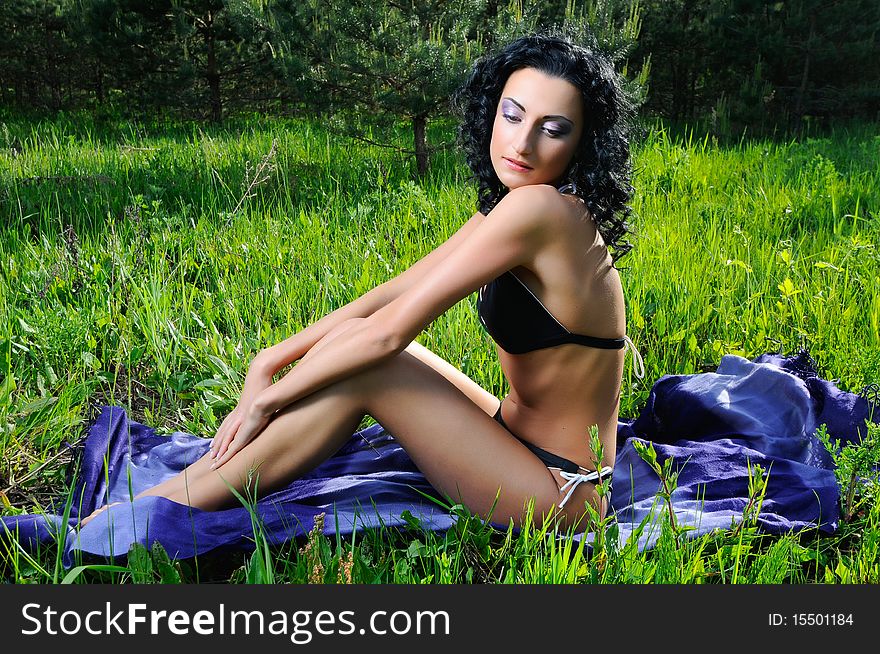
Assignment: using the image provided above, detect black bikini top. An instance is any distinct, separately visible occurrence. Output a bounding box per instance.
[476,270,626,354]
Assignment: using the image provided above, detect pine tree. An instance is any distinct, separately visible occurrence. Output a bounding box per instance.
[169,0,278,121]
[492,1,648,108]
[75,0,290,121]
[75,0,181,115]
[282,0,487,177]
[0,0,92,112]
[631,0,880,131]
[264,0,645,177]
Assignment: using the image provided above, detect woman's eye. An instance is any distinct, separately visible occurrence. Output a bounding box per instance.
[503,113,521,123]
[543,124,569,137]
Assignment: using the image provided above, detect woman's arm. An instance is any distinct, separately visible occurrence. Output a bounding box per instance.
[258,186,562,410]
[209,186,563,467]
[253,210,486,376]
[253,281,393,375]
[209,210,487,460]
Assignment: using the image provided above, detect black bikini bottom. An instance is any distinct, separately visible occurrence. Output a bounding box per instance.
[492,405,585,475]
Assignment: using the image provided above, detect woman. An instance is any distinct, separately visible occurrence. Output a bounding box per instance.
[81,33,642,534]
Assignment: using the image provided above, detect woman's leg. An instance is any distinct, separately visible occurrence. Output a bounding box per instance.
[88,347,597,532]
[97,326,502,513]
[81,326,601,531]
[84,318,376,514]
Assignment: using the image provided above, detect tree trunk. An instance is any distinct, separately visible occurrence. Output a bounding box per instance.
[413,114,429,178]
[794,12,816,123]
[483,0,500,49]
[95,63,104,104]
[682,3,693,119]
[205,12,222,122]
[671,59,682,119]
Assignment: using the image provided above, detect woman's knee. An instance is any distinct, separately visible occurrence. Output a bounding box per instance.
[345,345,414,394]
[302,318,368,363]
[306,341,411,409]
[325,317,367,342]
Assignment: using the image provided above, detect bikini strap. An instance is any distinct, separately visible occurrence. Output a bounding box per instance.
[623,334,646,380]
[557,465,614,508]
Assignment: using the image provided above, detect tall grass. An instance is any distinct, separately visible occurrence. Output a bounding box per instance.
[0,112,878,583]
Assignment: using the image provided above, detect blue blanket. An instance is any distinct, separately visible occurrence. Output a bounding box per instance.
[2,351,875,567]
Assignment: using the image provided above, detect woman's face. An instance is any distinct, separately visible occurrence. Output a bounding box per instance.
[489,67,584,190]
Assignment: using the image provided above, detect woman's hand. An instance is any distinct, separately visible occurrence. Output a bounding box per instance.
[210,398,275,469]
[209,354,275,462]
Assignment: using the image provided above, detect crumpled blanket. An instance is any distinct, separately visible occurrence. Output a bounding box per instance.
[2,351,875,567]
[611,351,874,548]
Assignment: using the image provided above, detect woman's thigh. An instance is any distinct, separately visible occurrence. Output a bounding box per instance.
[307,318,501,415]
[354,350,577,531]
[402,339,500,416]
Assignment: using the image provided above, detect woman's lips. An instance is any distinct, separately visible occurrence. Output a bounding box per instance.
[503,157,533,172]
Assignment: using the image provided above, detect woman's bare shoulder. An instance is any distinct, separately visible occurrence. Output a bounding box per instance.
[504,183,570,208]
[500,184,591,233]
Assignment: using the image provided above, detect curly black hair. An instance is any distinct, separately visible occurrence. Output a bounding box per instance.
[451,32,634,262]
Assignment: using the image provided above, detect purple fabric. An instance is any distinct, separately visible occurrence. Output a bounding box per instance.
[3,415,453,568]
[611,351,874,548]
[2,351,875,565]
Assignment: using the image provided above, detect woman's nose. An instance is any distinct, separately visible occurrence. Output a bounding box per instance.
[513,128,534,155]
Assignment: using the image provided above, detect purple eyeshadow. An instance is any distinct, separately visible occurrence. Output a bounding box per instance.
[501,99,521,114]
[500,98,573,134]
[545,122,570,134]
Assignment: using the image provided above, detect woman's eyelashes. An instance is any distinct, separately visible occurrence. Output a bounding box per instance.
[542,122,570,137]
[500,110,571,138]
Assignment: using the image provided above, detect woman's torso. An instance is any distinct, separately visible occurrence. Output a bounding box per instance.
[483,195,626,470]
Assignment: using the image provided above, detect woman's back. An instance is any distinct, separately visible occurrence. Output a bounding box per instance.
[488,194,626,470]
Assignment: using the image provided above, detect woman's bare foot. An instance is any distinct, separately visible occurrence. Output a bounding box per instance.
[78,502,123,528]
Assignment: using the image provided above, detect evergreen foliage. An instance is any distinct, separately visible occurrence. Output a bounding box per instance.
[630,0,880,133]
[0,1,877,156]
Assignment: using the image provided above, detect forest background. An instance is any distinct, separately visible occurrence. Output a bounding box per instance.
[3,0,879,170]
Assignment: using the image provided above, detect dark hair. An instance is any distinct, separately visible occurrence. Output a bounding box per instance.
[452,32,634,262]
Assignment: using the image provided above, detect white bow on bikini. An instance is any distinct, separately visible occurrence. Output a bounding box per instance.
[558,465,614,508]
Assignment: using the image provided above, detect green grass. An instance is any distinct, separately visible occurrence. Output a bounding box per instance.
[0,112,878,583]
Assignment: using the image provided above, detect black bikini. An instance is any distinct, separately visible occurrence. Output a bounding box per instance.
[477,267,643,507]
[492,405,583,475]
[477,270,626,354]
[492,404,613,508]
